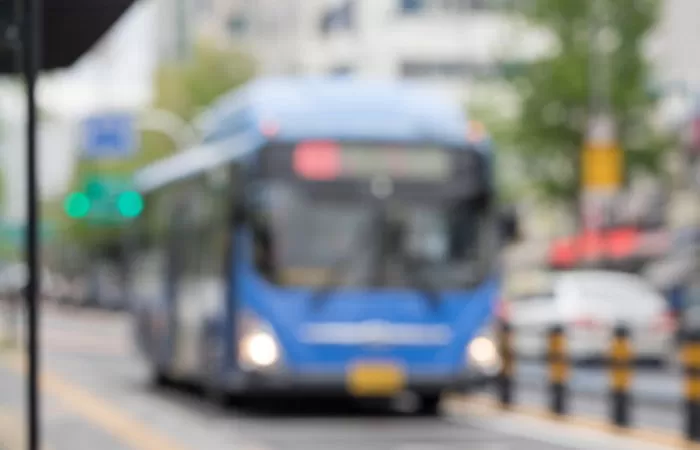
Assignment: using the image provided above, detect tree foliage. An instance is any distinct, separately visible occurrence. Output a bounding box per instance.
[484,0,668,205]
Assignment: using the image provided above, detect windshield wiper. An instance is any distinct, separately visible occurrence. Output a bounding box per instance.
[390,230,441,310]
[379,211,441,310]
[310,203,442,311]
[309,211,377,309]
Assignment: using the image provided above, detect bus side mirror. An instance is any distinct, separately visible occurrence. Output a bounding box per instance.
[499,207,520,244]
[232,204,246,225]
[386,219,405,254]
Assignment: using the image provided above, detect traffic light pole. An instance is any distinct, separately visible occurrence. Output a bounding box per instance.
[21,0,41,448]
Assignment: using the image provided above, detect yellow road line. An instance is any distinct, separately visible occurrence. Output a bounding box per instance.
[2,353,192,450]
[449,395,700,449]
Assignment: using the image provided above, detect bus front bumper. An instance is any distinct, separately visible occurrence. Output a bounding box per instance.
[223,370,495,396]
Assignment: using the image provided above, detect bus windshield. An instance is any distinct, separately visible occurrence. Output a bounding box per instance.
[250,180,495,290]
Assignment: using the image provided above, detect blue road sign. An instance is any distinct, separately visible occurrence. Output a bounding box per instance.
[82,113,138,159]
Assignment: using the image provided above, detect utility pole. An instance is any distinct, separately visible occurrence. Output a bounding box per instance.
[581,0,623,259]
[21,0,42,449]
[2,0,41,446]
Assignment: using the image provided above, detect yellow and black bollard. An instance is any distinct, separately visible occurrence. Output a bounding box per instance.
[497,320,514,408]
[547,325,568,415]
[609,324,632,427]
[682,329,700,441]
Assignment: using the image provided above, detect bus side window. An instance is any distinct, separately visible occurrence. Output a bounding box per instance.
[251,212,275,280]
[168,193,190,282]
[230,165,246,227]
[202,165,235,280]
[448,196,487,260]
[245,182,275,280]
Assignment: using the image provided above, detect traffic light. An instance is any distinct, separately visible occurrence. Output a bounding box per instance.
[64,192,91,218]
[65,177,143,222]
[116,191,143,218]
[85,179,108,199]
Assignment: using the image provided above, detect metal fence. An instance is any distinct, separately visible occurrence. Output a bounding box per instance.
[495,320,700,441]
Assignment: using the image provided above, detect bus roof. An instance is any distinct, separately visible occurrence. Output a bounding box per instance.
[200,76,470,144]
[135,76,487,193]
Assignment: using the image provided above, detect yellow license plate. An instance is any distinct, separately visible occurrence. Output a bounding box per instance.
[347,363,405,397]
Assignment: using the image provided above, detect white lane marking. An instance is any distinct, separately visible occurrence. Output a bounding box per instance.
[447,411,673,450]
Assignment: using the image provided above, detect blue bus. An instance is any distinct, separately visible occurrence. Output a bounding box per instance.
[126,77,517,413]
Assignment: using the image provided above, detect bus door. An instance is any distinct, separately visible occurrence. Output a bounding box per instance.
[171,183,224,378]
[166,194,196,377]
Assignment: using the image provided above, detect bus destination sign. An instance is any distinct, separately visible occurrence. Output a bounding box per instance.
[293,142,452,181]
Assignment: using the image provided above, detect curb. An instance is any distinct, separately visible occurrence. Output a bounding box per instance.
[453,395,700,450]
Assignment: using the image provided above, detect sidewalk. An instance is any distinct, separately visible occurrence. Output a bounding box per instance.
[0,298,22,350]
[0,408,24,450]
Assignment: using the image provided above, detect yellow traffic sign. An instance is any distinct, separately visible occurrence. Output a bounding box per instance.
[581,144,623,190]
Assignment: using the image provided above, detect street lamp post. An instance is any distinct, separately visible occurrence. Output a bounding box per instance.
[581,0,623,235]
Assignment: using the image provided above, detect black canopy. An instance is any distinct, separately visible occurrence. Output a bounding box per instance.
[0,0,136,73]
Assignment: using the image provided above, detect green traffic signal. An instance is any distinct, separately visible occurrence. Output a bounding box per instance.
[64,192,91,218]
[117,191,144,218]
[85,179,107,199]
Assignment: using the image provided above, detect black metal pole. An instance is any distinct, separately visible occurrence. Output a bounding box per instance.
[22,0,40,446]
[497,320,514,408]
[547,325,568,416]
[684,329,700,441]
[609,324,632,428]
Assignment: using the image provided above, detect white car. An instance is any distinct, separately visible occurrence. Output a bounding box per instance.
[507,270,676,364]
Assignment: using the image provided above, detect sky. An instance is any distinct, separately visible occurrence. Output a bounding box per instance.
[0,0,159,222]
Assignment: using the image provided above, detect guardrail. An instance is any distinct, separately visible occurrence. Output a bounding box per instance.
[496,320,700,441]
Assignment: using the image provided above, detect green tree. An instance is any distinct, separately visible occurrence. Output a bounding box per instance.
[134,40,256,170]
[486,0,669,207]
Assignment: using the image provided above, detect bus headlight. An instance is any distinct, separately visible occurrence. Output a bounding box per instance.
[467,336,502,376]
[240,331,279,368]
[238,312,281,370]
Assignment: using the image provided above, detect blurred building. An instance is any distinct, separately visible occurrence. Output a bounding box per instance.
[652,0,700,96]
[0,103,78,221]
[158,0,700,112]
[0,0,156,224]
[183,0,552,105]
[155,0,193,61]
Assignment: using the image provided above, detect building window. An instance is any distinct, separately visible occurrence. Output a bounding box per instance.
[450,0,516,11]
[320,0,355,35]
[401,61,495,80]
[444,0,477,12]
[228,14,249,35]
[401,60,528,81]
[400,0,426,13]
[399,0,514,15]
[330,65,354,76]
[499,61,529,78]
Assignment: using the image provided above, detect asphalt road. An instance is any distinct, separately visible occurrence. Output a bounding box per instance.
[0,306,685,450]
